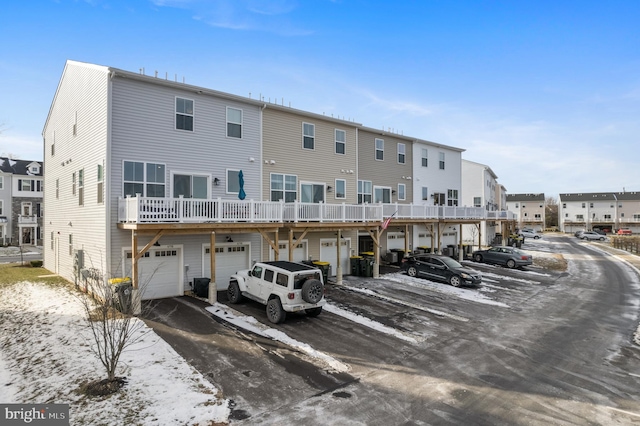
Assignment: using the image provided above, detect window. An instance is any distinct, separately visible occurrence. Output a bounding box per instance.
[576,214,584,220]
[604,214,612,220]
[37,180,43,192]
[69,234,73,256]
[0,200,3,215]
[515,203,519,208]
[176,97,194,131]
[433,192,446,206]
[301,183,325,203]
[398,184,406,200]
[439,152,445,170]
[582,203,586,208]
[447,189,458,206]
[421,149,428,167]
[227,169,241,194]
[72,172,76,196]
[97,163,104,204]
[173,174,208,199]
[375,138,384,161]
[474,197,482,207]
[335,129,346,155]
[590,203,594,208]
[562,203,566,208]
[50,231,54,250]
[18,179,33,191]
[335,179,346,199]
[303,123,315,150]
[374,187,391,203]
[78,169,84,206]
[124,161,166,197]
[30,165,40,174]
[227,107,242,138]
[0,176,3,189]
[397,143,405,164]
[422,187,429,201]
[271,174,297,202]
[358,180,372,204]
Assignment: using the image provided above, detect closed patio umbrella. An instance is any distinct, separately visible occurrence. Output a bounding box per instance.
[238,170,246,200]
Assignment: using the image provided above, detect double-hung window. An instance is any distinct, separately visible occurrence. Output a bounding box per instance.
[0,176,3,189]
[358,180,372,204]
[176,97,194,131]
[474,197,482,207]
[422,187,429,201]
[124,161,166,197]
[375,138,384,161]
[421,148,428,167]
[78,169,84,206]
[439,152,445,170]
[303,123,315,149]
[397,143,405,164]
[398,184,406,200]
[335,129,346,154]
[227,107,242,138]
[447,189,458,206]
[97,163,104,204]
[271,173,297,202]
[335,179,346,199]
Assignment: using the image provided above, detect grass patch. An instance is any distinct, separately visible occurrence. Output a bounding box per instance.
[0,263,71,288]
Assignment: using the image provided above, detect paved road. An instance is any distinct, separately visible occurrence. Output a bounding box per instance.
[143,235,640,425]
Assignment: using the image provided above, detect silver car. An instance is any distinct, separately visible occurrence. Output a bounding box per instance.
[472,246,533,269]
[580,231,606,241]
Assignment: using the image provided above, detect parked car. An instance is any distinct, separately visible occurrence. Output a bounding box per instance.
[519,230,542,239]
[580,231,606,241]
[472,246,533,269]
[401,254,482,287]
[574,230,585,238]
[617,228,633,236]
[228,261,325,324]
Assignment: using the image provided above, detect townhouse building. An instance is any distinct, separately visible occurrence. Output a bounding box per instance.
[43,60,511,301]
[506,193,546,232]
[559,191,640,234]
[0,157,44,246]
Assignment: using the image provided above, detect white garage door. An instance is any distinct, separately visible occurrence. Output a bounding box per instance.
[319,238,350,277]
[125,247,182,300]
[203,243,250,290]
[270,240,308,262]
[386,232,406,250]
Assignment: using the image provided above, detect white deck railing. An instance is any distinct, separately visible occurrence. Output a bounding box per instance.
[118,196,516,224]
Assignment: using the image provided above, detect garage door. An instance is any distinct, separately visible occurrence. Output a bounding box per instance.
[203,243,250,290]
[125,247,182,300]
[319,238,350,277]
[270,240,307,262]
[386,232,405,250]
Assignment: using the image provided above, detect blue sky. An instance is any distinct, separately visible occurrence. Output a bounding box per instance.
[1,0,639,198]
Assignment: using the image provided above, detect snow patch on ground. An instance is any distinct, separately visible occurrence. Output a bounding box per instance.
[0,281,229,425]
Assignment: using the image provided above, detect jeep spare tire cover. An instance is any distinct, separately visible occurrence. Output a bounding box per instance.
[301,279,323,304]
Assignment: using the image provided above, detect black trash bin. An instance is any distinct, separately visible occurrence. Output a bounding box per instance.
[194,277,211,298]
[312,261,330,284]
[109,278,132,313]
[350,256,362,276]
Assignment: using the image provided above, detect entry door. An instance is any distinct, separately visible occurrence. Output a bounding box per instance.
[301,183,325,203]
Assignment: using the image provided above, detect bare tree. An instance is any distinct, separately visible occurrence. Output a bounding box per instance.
[545,196,558,229]
[466,224,479,251]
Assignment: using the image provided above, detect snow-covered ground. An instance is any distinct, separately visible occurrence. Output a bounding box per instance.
[0,281,230,425]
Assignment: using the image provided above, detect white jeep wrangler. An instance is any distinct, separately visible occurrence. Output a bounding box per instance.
[228,261,325,324]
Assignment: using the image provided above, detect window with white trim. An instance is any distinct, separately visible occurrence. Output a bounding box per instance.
[0,176,3,189]
[173,173,208,199]
[176,97,194,131]
[335,179,346,199]
[421,148,428,167]
[123,161,166,197]
[227,107,242,138]
[78,169,84,206]
[97,163,104,204]
[358,180,372,204]
[473,197,482,207]
[227,169,241,194]
[303,123,315,150]
[439,152,445,170]
[0,200,3,215]
[335,129,346,155]
[271,173,297,202]
[71,173,76,196]
[374,187,391,203]
[422,187,429,201]
[397,143,405,164]
[398,183,406,200]
[375,138,384,161]
[447,189,458,206]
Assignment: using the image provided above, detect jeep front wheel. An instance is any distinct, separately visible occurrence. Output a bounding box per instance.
[266,298,286,324]
[301,279,323,304]
[227,281,242,304]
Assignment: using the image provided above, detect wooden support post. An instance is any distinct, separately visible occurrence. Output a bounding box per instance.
[459,224,463,261]
[131,231,141,315]
[288,229,295,261]
[373,227,380,278]
[404,224,410,255]
[336,230,343,285]
[209,231,217,304]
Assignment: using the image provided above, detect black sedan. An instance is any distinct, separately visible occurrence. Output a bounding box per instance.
[472,246,533,269]
[401,254,482,287]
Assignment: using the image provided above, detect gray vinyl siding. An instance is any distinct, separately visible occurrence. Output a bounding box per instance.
[43,61,110,281]
[358,129,413,203]
[108,76,264,270]
[262,108,358,203]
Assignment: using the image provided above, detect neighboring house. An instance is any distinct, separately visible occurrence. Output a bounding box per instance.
[506,193,546,231]
[43,60,264,299]
[0,157,44,246]
[461,159,504,247]
[261,105,361,279]
[559,191,640,234]
[410,139,464,253]
[357,127,414,255]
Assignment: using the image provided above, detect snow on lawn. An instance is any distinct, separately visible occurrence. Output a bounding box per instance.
[0,281,229,425]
